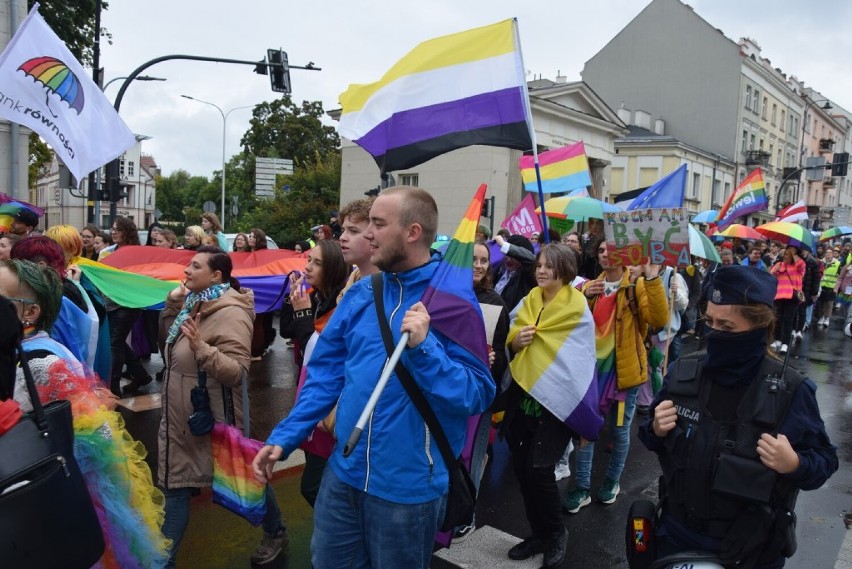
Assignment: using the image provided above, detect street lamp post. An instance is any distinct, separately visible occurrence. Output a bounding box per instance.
[103,75,167,91]
[796,96,833,205]
[181,95,254,228]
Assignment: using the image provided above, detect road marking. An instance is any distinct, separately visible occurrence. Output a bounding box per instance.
[433,525,541,568]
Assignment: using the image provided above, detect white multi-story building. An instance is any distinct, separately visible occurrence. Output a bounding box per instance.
[36,138,159,230]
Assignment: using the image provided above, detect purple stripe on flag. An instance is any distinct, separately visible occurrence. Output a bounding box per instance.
[240,275,289,313]
[375,121,531,173]
[422,286,488,363]
[715,199,769,231]
[355,87,528,156]
[564,372,605,441]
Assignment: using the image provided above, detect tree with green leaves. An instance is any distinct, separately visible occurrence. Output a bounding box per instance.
[240,97,340,167]
[239,152,341,246]
[30,0,109,66]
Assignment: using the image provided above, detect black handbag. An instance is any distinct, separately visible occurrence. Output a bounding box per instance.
[0,341,105,569]
[371,274,476,532]
[188,363,215,436]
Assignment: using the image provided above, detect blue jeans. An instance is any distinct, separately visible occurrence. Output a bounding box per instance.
[574,386,639,489]
[311,467,446,569]
[162,485,283,568]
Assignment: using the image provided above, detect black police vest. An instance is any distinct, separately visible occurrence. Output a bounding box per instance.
[660,352,804,539]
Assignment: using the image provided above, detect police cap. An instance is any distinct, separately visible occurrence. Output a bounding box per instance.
[710,264,777,308]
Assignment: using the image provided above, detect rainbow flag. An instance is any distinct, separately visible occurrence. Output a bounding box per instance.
[519,141,592,194]
[78,247,305,312]
[211,423,267,526]
[507,284,602,440]
[338,19,532,174]
[421,184,489,364]
[716,168,768,231]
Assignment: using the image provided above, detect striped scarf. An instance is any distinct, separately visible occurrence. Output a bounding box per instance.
[166,283,230,344]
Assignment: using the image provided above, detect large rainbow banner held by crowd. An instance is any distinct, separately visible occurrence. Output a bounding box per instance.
[77,248,305,312]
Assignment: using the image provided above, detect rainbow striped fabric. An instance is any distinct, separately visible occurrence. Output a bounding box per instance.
[507,284,602,440]
[211,423,267,526]
[77,247,305,312]
[716,168,768,230]
[519,141,592,193]
[338,19,532,174]
[421,184,489,364]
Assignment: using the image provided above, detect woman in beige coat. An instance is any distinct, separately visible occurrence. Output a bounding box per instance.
[158,246,287,568]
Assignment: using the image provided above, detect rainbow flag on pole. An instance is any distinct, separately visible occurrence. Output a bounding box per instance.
[421,184,489,364]
[519,141,592,193]
[716,168,768,230]
[338,19,532,174]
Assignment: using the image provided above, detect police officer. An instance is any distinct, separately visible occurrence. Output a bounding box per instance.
[638,265,838,569]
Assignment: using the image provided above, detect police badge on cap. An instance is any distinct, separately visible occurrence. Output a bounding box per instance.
[710,265,777,308]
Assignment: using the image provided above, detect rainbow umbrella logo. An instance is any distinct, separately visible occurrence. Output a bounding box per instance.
[17,56,85,117]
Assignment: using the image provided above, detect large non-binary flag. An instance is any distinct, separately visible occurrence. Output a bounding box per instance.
[626,164,687,210]
[519,141,592,194]
[0,5,135,184]
[421,184,489,364]
[716,168,768,231]
[338,19,532,174]
[774,199,808,223]
[507,285,601,440]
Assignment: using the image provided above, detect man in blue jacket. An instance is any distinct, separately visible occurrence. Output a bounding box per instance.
[253,187,495,569]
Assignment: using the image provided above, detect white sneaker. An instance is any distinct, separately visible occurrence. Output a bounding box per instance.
[821,317,829,327]
[554,462,572,481]
[793,331,803,343]
[770,340,782,351]
[779,344,789,354]
[845,322,852,338]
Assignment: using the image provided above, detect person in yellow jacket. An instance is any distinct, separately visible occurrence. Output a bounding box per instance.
[563,235,669,514]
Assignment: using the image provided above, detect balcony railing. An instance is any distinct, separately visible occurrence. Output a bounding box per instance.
[745,150,771,167]
[823,177,836,187]
[819,138,834,153]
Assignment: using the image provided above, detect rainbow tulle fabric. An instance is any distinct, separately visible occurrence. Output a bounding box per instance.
[37,361,170,569]
[211,423,267,526]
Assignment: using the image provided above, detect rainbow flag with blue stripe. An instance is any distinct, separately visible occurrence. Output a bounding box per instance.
[715,168,768,231]
[211,423,267,526]
[519,141,592,194]
[421,184,489,364]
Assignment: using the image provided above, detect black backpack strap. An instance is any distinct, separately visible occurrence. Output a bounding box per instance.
[370,273,457,471]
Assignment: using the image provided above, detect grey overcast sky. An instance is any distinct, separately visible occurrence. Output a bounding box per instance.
[98,0,852,178]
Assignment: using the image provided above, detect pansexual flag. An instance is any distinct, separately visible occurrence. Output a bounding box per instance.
[519,141,592,193]
[421,184,489,364]
[338,19,532,174]
[716,168,768,231]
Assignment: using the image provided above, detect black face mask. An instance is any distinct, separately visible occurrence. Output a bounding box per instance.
[703,327,767,386]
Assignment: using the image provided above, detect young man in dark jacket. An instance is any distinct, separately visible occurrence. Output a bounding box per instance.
[796,249,821,337]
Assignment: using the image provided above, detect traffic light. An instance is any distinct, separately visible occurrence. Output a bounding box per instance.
[481,196,493,218]
[109,179,130,202]
[831,152,849,177]
[267,49,291,94]
[253,58,268,75]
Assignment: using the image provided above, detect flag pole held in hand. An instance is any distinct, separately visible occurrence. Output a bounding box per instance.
[343,332,409,457]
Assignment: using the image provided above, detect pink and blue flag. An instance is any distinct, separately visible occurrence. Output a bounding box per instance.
[519,141,592,194]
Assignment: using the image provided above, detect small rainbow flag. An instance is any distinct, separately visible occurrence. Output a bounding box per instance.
[421,184,489,364]
[519,141,592,194]
[716,168,768,231]
[211,423,267,526]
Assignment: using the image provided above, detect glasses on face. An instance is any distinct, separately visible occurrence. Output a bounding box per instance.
[5,297,35,305]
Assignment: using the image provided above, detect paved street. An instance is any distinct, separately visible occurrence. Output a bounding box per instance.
[122,314,852,569]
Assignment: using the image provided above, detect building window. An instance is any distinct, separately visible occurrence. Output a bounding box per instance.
[711,178,719,205]
[724,182,732,202]
[119,155,125,177]
[759,138,764,151]
[777,149,782,169]
[128,161,135,177]
[750,134,756,150]
[782,110,787,132]
[771,104,777,125]
[692,172,700,199]
[742,130,748,154]
[745,86,752,110]
[763,98,769,121]
[400,173,419,186]
[753,90,760,113]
